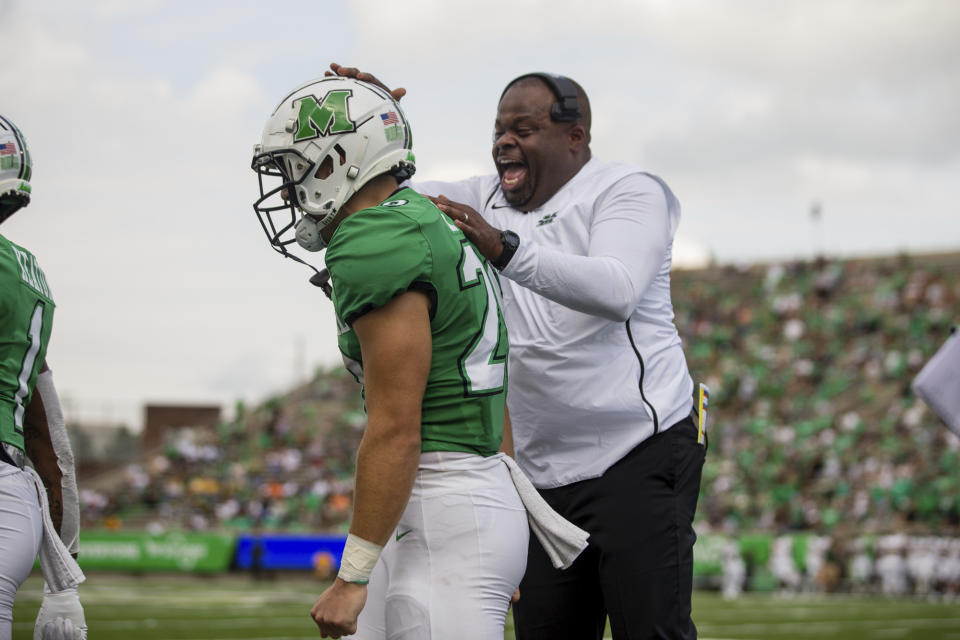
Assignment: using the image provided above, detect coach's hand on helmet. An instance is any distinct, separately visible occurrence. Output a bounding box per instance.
[430,195,506,266]
[326,63,406,101]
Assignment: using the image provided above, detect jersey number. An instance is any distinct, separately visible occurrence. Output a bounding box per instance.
[457,241,507,395]
[13,302,45,432]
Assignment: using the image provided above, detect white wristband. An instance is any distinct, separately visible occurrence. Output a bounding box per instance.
[337,533,383,585]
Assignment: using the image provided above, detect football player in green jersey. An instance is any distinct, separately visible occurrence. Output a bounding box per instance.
[253,78,532,639]
[0,115,86,639]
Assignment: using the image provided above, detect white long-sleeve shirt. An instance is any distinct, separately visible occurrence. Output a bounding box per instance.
[415,158,694,488]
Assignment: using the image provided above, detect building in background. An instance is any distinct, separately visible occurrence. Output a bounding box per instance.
[142,404,221,450]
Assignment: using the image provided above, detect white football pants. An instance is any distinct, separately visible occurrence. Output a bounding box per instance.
[352,452,529,640]
[0,464,43,640]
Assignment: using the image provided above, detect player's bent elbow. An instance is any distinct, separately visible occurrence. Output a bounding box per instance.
[365,418,421,453]
[379,430,421,466]
[388,427,421,455]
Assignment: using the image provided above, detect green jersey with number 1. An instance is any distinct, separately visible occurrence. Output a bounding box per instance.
[0,233,55,452]
[326,188,508,456]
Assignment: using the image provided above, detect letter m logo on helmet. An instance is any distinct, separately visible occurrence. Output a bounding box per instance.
[294,90,356,142]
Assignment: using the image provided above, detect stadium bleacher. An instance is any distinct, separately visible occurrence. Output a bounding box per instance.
[77,251,960,594]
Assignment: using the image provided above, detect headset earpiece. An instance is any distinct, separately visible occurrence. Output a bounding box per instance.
[501,73,582,123]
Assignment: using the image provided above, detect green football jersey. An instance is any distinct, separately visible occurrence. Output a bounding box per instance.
[326,188,508,456]
[0,233,55,452]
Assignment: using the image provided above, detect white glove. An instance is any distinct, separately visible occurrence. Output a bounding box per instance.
[34,585,87,640]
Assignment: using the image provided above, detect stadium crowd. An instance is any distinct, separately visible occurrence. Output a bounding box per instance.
[80,373,366,534]
[78,252,960,594]
[675,253,960,536]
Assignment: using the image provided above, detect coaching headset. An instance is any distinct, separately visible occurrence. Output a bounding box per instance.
[500,72,583,122]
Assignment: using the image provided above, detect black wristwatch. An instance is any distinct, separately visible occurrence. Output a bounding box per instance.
[491,230,520,270]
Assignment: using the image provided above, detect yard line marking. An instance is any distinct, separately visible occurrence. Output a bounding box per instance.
[700,617,960,633]
[13,617,311,631]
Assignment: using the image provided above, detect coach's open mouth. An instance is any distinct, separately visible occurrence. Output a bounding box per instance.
[497,158,527,194]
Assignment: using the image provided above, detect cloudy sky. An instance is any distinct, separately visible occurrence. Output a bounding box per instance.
[1,0,957,430]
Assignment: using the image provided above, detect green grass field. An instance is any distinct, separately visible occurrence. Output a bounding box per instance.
[12,573,960,639]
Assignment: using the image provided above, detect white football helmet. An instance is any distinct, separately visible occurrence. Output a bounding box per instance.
[252,77,415,255]
[0,114,33,223]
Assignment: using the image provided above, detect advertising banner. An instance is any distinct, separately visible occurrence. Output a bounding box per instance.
[234,533,347,571]
[77,531,235,572]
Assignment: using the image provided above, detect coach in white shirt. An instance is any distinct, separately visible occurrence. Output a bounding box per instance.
[427,72,705,640]
[330,65,705,640]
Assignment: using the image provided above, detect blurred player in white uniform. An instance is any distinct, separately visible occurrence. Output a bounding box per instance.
[804,535,831,592]
[721,540,746,600]
[907,537,937,597]
[848,538,874,594]
[770,535,801,594]
[936,540,960,600]
[876,535,909,597]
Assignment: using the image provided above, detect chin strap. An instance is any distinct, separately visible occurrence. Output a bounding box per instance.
[292,255,331,299]
[272,247,332,300]
[309,268,333,299]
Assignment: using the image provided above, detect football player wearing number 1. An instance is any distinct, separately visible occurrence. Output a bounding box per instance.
[252,78,587,639]
[0,115,86,640]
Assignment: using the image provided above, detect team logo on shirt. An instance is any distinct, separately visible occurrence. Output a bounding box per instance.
[293,90,356,142]
[382,199,409,207]
[536,212,558,227]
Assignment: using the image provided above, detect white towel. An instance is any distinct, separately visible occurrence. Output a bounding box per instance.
[24,466,85,592]
[913,327,960,436]
[501,455,589,569]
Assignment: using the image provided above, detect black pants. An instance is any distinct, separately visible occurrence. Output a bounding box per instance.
[513,416,706,640]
